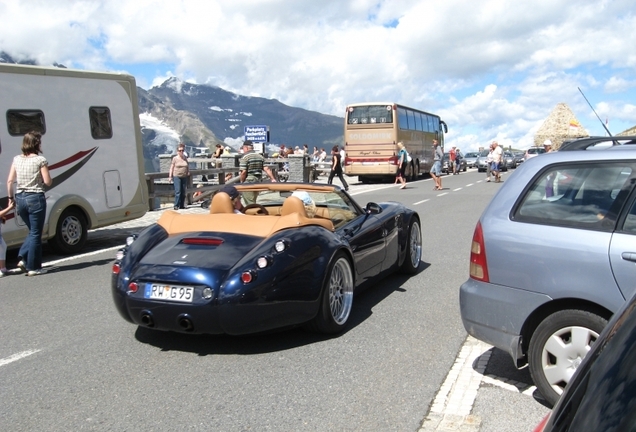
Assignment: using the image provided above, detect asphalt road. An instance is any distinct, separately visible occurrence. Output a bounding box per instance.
[0,170,550,431]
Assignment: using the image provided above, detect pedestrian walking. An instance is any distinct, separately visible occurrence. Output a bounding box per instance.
[327,145,349,191]
[395,141,407,189]
[430,140,443,190]
[485,143,494,182]
[6,131,52,276]
[491,141,503,182]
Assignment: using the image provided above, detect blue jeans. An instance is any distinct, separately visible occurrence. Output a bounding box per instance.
[16,192,47,271]
[173,176,187,208]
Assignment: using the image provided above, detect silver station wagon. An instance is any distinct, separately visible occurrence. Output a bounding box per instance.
[460,136,636,406]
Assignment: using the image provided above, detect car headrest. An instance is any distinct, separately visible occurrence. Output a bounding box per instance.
[210,192,234,214]
[281,196,308,218]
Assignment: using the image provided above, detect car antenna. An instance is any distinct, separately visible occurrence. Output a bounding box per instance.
[578,87,613,137]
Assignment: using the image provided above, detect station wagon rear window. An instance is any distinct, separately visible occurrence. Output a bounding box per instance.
[7,110,46,136]
[513,162,634,231]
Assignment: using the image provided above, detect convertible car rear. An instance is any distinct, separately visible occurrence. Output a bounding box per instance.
[111,183,421,335]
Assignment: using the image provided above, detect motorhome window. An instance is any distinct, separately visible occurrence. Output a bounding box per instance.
[7,110,46,136]
[89,107,113,139]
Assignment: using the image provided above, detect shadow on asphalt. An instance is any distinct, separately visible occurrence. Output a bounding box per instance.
[133,261,432,355]
[478,347,551,408]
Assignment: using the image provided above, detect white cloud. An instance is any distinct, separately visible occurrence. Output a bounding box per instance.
[1,0,635,150]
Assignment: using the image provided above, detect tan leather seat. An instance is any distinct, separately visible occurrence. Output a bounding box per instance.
[210,192,234,214]
[281,196,308,217]
[280,196,334,231]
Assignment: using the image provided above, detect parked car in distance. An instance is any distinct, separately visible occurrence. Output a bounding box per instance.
[503,151,516,169]
[513,151,525,166]
[460,136,636,406]
[475,149,508,172]
[463,152,480,168]
[443,152,467,174]
[524,146,546,162]
[534,287,636,431]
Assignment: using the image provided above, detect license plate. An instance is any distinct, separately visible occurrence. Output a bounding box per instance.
[144,284,194,303]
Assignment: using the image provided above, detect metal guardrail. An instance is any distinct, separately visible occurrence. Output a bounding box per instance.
[146,157,333,210]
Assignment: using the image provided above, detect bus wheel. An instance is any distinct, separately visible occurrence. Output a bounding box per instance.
[48,208,88,255]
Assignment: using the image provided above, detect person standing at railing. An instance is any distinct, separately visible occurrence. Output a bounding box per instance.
[239,140,277,204]
[168,143,190,210]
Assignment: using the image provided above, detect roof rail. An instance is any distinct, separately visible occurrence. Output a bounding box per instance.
[559,136,636,151]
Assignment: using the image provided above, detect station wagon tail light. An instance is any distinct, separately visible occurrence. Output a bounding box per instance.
[128,282,139,293]
[112,263,121,275]
[469,221,490,282]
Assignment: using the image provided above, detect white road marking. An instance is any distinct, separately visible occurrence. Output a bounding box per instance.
[453,188,462,191]
[420,336,537,431]
[0,349,41,368]
[437,192,448,196]
[466,183,474,187]
[44,245,123,267]
[413,199,430,205]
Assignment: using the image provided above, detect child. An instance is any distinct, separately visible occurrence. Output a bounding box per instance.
[0,200,15,277]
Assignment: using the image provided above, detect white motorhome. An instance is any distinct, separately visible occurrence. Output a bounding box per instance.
[0,63,148,254]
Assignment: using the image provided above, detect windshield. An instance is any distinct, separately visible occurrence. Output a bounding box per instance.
[249,189,361,229]
[346,105,393,125]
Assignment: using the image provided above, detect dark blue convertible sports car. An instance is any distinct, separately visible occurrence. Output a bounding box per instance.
[111,183,421,335]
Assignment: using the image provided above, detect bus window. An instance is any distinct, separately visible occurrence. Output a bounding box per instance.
[398,107,408,130]
[427,115,435,133]
[407,110,417,130]
[432,116,440,132]
[415,112,423,131]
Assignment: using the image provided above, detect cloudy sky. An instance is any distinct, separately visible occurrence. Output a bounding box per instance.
[1,0,634,150]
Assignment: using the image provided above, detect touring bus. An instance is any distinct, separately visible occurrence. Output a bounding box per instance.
[343,102,448,183]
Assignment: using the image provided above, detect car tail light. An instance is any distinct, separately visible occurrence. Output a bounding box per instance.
[469,221,490,282]
[181,237,224,246]
[112,263,121,275]
[241,271,255,284]
[128,282,139,293]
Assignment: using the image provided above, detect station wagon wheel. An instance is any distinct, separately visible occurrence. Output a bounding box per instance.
[48,208,88,255]
[400,218,421,274]
[528,309,607,407]
[307,252,354,334]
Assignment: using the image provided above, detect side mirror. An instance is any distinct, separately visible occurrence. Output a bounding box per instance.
[365,202,382,215]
